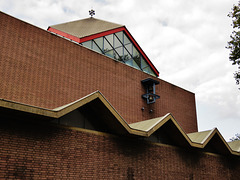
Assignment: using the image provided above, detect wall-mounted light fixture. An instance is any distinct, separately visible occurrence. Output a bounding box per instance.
[141,78,160,104]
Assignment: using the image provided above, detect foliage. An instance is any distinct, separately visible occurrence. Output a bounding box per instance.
[230,133,240,141]
[227,2,240,86]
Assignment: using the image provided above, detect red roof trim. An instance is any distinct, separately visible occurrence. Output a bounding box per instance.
[48,26,159,76]
[80,27,125,43]
[47,27,81,43]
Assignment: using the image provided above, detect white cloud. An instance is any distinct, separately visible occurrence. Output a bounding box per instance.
[0,0,239,140]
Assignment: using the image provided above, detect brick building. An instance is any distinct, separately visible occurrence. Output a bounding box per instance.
[0,11,239,179]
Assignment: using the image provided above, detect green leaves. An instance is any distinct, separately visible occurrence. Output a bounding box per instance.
[227,2,240,87]
[230,133,240,141]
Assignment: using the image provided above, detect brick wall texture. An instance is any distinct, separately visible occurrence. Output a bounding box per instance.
[0,12,197,133]
[0,120,239,180]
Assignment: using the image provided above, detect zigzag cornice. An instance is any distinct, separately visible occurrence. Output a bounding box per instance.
[0,91,239,156]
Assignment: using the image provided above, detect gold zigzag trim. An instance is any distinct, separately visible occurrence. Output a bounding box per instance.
[0,91,239,156]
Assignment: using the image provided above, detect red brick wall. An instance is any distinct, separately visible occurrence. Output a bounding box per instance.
[0,12,197,133]
[0,120,239,180]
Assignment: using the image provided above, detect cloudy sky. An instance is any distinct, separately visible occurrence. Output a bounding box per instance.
[1,0,239,141]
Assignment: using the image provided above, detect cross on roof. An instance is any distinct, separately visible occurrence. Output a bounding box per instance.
[89,9,95,17]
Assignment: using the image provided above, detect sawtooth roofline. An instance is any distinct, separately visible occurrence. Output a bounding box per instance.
[0,91,239,156]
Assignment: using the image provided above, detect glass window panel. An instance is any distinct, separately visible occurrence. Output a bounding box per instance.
[133,46,139,57]
[132,60,141,70]
[125,43,132,55]
[92,41,102,53]
[125,59,133,66]
[113,49,120,60]
[105,34,114,47]
[105,49,114,58]
[123,33,131,45]
[94,37,103,50]
[149,68,156,76]
[141,57,149,69]
[114,34,122,48]
[133,55,141,68]
[123,48,131,61]
[143,66,151,73]
[148,69,156,76]
[143,66,155,76]
[115,47,123,60]
[125,59,140,70]
[103,37,113,53]
[82,40,92,49]
[115,31,123,43]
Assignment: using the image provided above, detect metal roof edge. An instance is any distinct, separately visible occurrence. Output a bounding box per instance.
[228,140,240,152]
[0,94,239,156]
[187,128,216,145]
